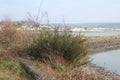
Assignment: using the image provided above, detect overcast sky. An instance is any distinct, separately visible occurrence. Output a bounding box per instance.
[0,0,120,23]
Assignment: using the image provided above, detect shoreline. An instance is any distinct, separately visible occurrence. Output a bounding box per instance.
[85,64,120,80]
[70,27,120,32]
[86,35,120,79]
[87,35,120,54]
[20,25,120,32]
[20,35,120,80]
[90,45,120,54]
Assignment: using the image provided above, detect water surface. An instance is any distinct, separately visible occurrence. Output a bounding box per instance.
[83,31,120,36]
[91,50,120,74]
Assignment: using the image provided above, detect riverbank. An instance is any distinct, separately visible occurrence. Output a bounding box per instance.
[23,35,120,80]
[1,24,120,79]
[20,58,120,80]
[87,35,120,54]
[84,64,120,80]
[86,35,120,80]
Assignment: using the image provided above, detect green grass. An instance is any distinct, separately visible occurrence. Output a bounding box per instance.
[0,58,35,80]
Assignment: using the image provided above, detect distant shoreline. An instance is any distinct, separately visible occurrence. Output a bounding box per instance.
[86,35,120,79]
[87,35,120,54]
[70,27,120,32]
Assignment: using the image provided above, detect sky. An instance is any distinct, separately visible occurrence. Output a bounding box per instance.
[0,0,120,23]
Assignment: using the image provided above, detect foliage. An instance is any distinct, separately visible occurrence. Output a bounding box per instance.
[0,25,17,47]
[0,19,89,65]
[0,20,36,55]
[0,19,36,79]
[0,57,35,80]
[53,64,66,72]
[27,27,89,65]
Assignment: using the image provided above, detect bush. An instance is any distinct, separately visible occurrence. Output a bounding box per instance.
[27,27,89,65]
[0,20,35,55]
[0,24,18,48]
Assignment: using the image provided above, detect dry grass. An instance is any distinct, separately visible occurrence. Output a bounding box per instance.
[1,19,119,80]
[0,20,36,80]
[25,58,119,80]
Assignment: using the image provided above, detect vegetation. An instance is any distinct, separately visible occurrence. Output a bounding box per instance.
[0,53,35,80]
[0,20,35,80]
[0,19,117,80]
[27,27,89,65]
[0,57,35,80]
[29,59,118,80]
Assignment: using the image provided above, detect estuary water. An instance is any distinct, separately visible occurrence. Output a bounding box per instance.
[56,23,120,36]
[91,50,120,74]
[83,31,120,36]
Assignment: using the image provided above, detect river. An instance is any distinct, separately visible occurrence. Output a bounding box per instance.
[91,50,120,74]
[83,31,120,36]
